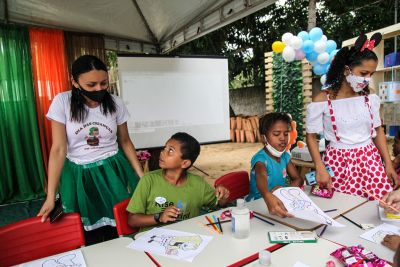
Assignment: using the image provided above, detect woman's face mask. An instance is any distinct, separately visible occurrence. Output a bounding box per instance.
[346,72,371,93]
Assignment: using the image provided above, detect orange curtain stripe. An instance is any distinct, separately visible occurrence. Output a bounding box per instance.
[29,27,70,176]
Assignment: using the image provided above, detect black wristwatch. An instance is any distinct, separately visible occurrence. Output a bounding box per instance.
[154,212,162,223]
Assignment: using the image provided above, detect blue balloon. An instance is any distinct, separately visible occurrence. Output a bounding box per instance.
[309,27,323,42]
[297,31,309,41]
[329,49,339,61]
[306,51,318,62]
[326,40,337,53]
[302,40,314,54]
[313,63,326,75]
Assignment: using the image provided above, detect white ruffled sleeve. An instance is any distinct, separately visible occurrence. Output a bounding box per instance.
[369,94,382,128]
[305,102,325,134]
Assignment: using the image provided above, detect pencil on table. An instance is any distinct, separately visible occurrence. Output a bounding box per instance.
[340,214,363,229]
[217,218,224,234]
[205,216,221,233]
[207,219,231,226]
[212,214,222,233]
[318,225,328,237]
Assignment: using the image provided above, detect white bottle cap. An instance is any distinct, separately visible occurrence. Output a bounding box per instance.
[259,250,271,266]
[237,198,245,208]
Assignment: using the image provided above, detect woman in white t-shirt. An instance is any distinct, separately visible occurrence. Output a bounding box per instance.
[38,55,144,243]
[306,32,398,199]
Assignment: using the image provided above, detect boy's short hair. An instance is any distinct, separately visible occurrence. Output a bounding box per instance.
[171,132,200,167]
[259,112,292,135]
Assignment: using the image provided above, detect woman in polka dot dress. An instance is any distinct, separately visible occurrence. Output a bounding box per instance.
[306,33,398,199]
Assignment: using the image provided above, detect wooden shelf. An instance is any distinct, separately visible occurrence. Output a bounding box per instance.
[376,65,400,72]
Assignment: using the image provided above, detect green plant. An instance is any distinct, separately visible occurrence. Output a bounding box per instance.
[272,53,304,140]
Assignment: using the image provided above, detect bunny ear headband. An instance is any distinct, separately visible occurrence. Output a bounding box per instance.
[354,32,382,52]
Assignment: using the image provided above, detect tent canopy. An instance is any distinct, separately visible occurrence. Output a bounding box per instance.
[1,0,276,53]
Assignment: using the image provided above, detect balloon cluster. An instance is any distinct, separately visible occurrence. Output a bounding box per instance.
[272,27,339,78]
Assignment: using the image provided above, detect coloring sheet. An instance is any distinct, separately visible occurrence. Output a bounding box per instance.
[18,249,86,267]
[360,223,400,244]
[127,228,213,262]
[273,187,345,227]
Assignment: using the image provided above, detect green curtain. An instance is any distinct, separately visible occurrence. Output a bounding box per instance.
[0,24,45,204]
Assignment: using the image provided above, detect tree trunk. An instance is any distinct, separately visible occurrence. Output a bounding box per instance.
[307,0,317,30]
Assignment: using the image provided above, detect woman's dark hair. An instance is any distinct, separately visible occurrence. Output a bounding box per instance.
[325,33,381,99]
[70,55,116,122]
[259,112,292,136]
[170,132,201,169]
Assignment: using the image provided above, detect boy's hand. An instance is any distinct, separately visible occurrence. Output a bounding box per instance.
[215,185,230,202]
[265,193,293,218]
[160,206,180,223]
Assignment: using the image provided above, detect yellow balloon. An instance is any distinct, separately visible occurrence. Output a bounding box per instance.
[272,41,285,53]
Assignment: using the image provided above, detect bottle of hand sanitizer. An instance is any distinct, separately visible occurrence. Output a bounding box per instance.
[231,198,250,239]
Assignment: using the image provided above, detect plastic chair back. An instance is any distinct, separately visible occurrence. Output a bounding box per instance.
[214,171,250,202]
[113,198,139,236]
[0,212,85,266]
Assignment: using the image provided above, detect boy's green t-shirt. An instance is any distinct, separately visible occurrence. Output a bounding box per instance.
[126,169,217,231]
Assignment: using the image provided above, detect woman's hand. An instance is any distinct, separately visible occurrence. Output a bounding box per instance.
[386,164,400,189]
[316,165,332,191]
[159,206,180,223]
[37,198,56,223]
[265,193,293,218]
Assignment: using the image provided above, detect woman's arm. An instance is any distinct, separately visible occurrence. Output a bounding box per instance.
[117,122,144,178]
[373,126,398,186]
[37,120,67,222]
[287,160,304,187]
[306,133,332,189]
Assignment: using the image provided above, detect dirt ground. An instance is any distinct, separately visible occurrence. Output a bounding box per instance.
[188,142,262,186]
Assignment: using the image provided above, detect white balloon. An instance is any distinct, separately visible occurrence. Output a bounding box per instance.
[290,36,303,49]
[321,35,328,42]
[314,40,327,53]
[282,46,295,62]
[320,74,327,85]
[282,32,294,45]
[317,52,330,64]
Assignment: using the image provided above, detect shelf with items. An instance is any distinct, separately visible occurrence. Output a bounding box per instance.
[376,65,400,72]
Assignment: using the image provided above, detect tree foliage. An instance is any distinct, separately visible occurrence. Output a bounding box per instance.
[172,0,396,89]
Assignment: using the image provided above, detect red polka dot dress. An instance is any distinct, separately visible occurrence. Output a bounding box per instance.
[306,93,392,199]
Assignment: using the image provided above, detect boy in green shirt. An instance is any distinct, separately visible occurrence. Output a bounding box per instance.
[127,132,230,231]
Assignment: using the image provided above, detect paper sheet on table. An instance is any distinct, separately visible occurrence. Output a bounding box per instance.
[292,261,311,267]
[360,223,400,244]
[18,249,86,267]
[127,228,213,262]
[273,187,345,227]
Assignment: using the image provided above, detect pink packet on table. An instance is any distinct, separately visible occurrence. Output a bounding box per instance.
[330,245,387,267]
[310,184,334,198]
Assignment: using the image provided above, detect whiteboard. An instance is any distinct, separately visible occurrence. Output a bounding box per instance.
[117,56,230,149]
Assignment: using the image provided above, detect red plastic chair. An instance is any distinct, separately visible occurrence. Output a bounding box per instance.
[113,198,139,236]
[214,171,250,202]
[0,212,85,266]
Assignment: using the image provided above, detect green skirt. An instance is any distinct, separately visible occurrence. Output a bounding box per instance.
[60,150,139,231]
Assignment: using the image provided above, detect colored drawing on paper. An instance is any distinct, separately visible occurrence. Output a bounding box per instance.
[19,249,86,267]
[360,223,400,244]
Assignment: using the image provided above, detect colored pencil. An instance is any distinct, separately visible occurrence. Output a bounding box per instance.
[212,214,222,233]
[318,225,328,237]
[145,252,161,267]
[205,215,221,233]
[217,218,224,233]
[253,214,275,226]
[362,189,400,213]
[323,209,338,213]
[340,214,363,229]
[197,222,221,235]
[206,219,231,226]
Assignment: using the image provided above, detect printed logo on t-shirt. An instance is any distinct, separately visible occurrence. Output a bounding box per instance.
[155,196,167,205]
[86,127,100,146]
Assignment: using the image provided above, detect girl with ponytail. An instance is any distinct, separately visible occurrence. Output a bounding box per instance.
[305,33,398,199]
